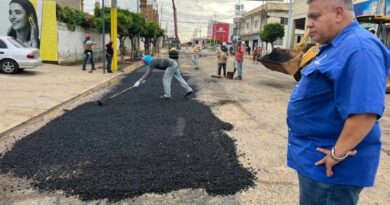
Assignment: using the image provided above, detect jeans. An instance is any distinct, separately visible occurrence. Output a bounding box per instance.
[235,60,243,76]
[163,61,192,97]
[192,55,199,69]
[298,173,363,205]
[82,50,95,70]
[106,55,112,72]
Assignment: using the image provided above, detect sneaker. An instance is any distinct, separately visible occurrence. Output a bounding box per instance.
[82,68,86,71]
[195,67,199,70]
[184,91,193,97]
[234,76,242,80]
[160,95,171,100]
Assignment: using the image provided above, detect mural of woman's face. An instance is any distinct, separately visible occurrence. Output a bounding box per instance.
[9,3,28,31]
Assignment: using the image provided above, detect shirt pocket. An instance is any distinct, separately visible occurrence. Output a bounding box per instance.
[295,66,332,99]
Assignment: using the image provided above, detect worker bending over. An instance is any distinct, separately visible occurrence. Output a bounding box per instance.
[133,55,193,99]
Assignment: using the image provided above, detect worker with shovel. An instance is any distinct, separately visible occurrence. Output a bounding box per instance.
[133,55,193,99]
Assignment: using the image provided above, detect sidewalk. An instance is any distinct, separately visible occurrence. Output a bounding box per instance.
[0,62,141,139]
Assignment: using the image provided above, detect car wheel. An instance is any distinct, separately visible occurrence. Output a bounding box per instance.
[0,59,19,74]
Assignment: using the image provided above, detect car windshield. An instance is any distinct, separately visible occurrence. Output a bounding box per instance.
[8,38,28,48]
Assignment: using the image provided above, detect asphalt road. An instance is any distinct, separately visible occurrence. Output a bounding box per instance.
[0,49,389,205]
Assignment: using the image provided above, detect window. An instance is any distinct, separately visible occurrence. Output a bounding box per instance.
[8,38,27,48]
[246,23,249,30]
[0,40,7,49]
[255,20,259,28]
[280,17,288,25]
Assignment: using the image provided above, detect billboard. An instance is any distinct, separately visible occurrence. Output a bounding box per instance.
[212,23,230,44]
[353,0,390,16]
[0,0,58,61]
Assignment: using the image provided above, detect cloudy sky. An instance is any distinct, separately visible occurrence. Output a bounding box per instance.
[84,0,284,41]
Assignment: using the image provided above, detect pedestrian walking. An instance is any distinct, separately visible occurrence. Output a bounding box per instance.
[192,40,201,70]
[82,34,96,73]
[105,40,113,73]
[133,55,193,100]
[287,0,390,204]
[252,47,260,64]
[234,41,245,80]
[216,46,228,77]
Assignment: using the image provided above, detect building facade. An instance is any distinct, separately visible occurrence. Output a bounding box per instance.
[287,0,390,49]
[239,2,288,50]
[57,0,82,10]
[140,0,159,23]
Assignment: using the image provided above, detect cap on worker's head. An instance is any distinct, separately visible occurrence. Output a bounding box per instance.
[142,55,153,65]
[85,34,91,38]
[170,47,177,52]
[222,42,227,46]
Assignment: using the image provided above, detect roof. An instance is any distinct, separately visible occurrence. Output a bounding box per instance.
[243,2,289,18]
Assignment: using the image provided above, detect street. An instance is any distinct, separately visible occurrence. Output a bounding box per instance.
[0,50,390,205]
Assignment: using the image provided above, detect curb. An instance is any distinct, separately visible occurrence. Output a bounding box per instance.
[0,63,143,140]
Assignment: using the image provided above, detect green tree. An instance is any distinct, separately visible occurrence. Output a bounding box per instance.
[259,23,285,50]
[94,8,133,62]
[117,9,132,62]
[141,21,160,55]
[127,13,145,60]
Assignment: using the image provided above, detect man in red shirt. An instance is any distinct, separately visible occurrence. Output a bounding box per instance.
[234,41,245,80]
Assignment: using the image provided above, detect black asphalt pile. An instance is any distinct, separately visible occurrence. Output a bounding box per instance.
[0,70,255,202]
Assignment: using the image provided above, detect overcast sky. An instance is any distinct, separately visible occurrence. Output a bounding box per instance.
[84,0,286,41]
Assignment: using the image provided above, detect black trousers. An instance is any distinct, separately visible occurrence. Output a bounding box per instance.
[218,63,226,76]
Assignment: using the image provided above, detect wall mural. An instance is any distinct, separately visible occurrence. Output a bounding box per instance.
[0,0,58,61]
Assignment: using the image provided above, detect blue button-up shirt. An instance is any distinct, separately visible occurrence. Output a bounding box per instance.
[287,21,390,187]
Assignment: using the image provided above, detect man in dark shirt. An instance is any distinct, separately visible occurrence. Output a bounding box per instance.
[105,40,114,73]
[133,55,193,99]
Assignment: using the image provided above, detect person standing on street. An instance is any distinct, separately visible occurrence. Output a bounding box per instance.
[234,41,245,80]
[133,55,193,100]
[82,34,96,73]
[192,40,201,70]
[287,0,390,204]
[105,40,113,73]
[216,46,228,77]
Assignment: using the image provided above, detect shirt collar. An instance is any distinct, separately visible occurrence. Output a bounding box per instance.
[329,20,359,47]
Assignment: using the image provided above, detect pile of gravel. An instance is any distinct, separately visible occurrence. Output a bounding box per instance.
[0,71,255,202]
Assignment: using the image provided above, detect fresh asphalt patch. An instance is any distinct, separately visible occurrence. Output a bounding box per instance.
[0,70,255,202]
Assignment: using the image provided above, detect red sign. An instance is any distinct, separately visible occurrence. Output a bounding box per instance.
[212,23,230,43]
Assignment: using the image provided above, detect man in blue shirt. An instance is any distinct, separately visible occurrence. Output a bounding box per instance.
[287,0,390,204]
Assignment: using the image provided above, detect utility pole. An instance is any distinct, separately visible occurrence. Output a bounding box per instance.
[286,0,293,49]
[172,0,179,40]
[111,0,118,71]
[101,0,106,73]
[137,0,140,60]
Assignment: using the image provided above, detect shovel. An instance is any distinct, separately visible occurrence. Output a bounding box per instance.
[97,86,135,106]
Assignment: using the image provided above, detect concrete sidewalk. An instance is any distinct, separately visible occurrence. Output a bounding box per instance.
[0,62,141,139]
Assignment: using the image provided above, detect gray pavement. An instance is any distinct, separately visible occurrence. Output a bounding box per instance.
[0,62,141,139]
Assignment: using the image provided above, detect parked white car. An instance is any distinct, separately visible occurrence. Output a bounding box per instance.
[0,35,41,74]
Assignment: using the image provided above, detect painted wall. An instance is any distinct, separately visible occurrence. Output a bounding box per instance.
[57,22,136,64]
